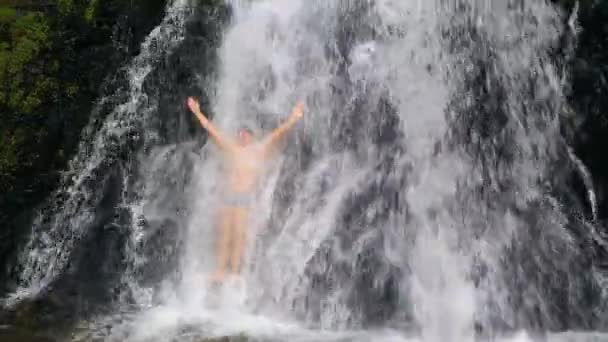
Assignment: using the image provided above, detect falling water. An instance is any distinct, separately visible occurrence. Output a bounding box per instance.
[6,0,606,341]
[128,0,593,340]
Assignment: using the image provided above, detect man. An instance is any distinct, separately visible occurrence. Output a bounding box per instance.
[186,97,304,284]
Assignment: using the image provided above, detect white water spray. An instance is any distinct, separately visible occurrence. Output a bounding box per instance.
[112,1,584,341]
[7,0,191,306]
[168,0,473,336]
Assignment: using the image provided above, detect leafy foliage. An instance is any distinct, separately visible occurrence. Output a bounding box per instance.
[0,6,51,190]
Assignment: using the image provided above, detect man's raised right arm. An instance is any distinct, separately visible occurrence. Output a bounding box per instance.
[187,97,236,152]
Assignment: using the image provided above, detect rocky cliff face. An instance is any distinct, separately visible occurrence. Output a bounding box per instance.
[0,1,229,340]
[0,0,168,289]
[566,0,608,220]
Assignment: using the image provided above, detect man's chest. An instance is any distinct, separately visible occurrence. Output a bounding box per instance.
[227,149,264,174]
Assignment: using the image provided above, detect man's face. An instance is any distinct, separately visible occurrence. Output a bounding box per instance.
[238,129,253,146]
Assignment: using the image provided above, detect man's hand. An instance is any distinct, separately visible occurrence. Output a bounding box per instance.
[187,97,201,114]
[261,100,305,158]
[186,96,236,152]
[291,101,305,120]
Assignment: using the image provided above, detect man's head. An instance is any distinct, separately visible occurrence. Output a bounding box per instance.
[237,126,254,146]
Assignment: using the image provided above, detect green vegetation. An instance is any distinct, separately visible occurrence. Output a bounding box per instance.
[0,6,51,189]
[0,0,109,193]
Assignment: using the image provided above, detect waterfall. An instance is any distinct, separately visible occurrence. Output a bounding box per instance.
[6,0,606,341]
[172,0,598,336]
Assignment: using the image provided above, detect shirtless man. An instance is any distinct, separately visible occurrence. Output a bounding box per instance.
[187,97,304,284]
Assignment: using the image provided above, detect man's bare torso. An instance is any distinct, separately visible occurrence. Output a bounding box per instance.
[224,145,265,194]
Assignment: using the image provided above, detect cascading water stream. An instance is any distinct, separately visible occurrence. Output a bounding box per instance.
[5,0,607,341]
[5,0,192,306]
[125,0,577,340]
[170,0,456,331]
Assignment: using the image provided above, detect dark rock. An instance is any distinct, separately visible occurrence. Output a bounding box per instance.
[0,0,171,293]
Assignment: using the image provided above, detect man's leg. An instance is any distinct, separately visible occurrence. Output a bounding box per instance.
[229,207,249,275]
[210,208,233,283]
